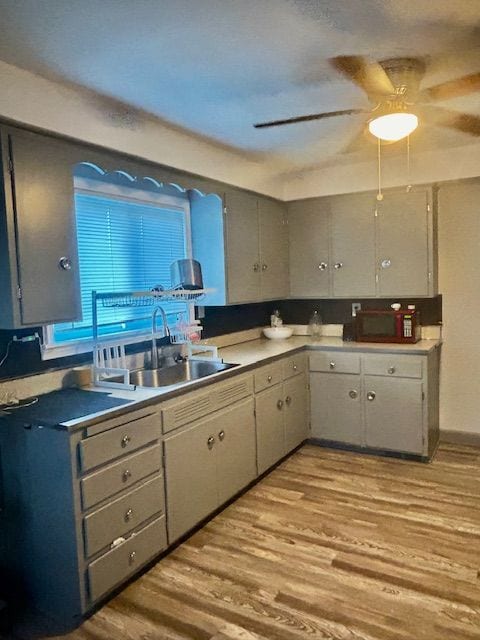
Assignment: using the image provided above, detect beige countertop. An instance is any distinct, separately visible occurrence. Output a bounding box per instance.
[17,336,441,432]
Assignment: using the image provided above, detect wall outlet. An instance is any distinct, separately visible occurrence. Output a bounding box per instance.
[351,303,362,317]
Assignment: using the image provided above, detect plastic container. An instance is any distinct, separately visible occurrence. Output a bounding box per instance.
[308,310,322,341]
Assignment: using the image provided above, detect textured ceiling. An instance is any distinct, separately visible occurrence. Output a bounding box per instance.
[0,0,479,170]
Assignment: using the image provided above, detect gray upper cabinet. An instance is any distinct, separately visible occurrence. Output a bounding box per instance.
[287,186,437,299]
[376,189,432,297]
[330,192,376,297]
[288,198,330,297]
[0,127,81,327]
[258,197,288,300]
[225,190,261,303]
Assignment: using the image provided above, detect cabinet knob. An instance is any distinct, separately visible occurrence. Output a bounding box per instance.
[253,263,260,272]
[129,551,137,565]
[277,399,284,410]
[329,362,336,370]
[122,469,132,482]
[285,396,292,406]
[262,263,268,271]
[218,430,225,441]
[334,262,343,270]
[124,508,134,522]
[267,375,273,383]
[387,366,396,374]
[367,391,376,402]
[381,259,392,269]
[121,435,131,448]
[207,436,215,450]
[318,262,328,271]
[292,363,298,371]
[58,256,72,271]
[349,390,358,399]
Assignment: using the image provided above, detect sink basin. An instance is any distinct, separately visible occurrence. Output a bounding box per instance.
[112,360,238,388]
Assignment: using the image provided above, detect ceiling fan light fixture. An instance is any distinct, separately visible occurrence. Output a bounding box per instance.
[368,112,418,142]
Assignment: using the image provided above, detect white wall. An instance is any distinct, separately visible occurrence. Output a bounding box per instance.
[283,143,480,201]
[0,61,283,197]
[438,181,480,436]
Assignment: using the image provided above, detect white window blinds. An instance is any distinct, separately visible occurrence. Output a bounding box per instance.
[53,188,189,344]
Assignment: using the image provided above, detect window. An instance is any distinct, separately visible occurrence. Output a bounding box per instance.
[43,171,192,359]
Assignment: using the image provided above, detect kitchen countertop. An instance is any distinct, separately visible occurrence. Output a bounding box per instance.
[0,336,441,432]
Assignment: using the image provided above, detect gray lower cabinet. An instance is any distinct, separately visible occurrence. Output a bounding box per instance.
[364,376,423,453]
[255,358,309,475]
[309,348,440,458]
[310,372,362,445]
[164,397,256,542]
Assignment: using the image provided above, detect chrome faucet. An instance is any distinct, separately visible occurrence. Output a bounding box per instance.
[151,305,171,369]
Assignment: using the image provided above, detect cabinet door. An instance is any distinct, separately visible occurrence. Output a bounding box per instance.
[284,374,309,452]
[164,418,218,542]
[255,384,286,474]
[330,193,376,297]
[7,128,81,324]
[364,376,423,454]
[224,190,260,303]
[258,197,288,299]
[310,373,362,445]
[216,399,257,505]
[376,190,430,297]
[288,199,330,297]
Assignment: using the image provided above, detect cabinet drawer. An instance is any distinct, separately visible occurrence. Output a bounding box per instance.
[282,353,307,379]
[79,412,160,472]
[363,354,424,379]
[88,516,167,603]
[81,444,162,510]
[83,475,165,558]
[254,364,283,393]
[309,351,360,374]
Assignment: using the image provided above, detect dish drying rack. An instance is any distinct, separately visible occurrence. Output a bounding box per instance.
[92,288,216,389]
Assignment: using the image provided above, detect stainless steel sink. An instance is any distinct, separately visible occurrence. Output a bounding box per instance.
[112,360,238,388]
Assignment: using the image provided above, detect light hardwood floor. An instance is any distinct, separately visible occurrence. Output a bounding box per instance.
[48,444,480,639]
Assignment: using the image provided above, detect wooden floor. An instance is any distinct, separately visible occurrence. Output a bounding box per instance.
[47,444,480,639]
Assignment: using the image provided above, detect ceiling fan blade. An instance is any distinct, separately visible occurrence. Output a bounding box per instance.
[253,109,366,129]
[421,105,480,136]
[419,72,480,102]
[330,56,395,96]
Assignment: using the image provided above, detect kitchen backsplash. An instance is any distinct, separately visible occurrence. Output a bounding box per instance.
[0,296,442,382]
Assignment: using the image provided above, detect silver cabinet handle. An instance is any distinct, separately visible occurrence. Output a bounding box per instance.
[262,263,268,271]
[124,508,134,522]
[318,262,328,271]
[218,430,225,441]
[349,390,358,399]
[329,361,336,370]
[381,259,392,269]
[367,391,376,401]
[121,435,131,448]
[253,263,260,272]
[277,399,284,410]
[334,262,343,270]
[292,363,298,371]
[129,551,137,565]
[59,256,72,271]
[267,375,273,383]
[207,436,215,449]
[285,396,292,406]
[387,366,396,374]
[122,469,132,482]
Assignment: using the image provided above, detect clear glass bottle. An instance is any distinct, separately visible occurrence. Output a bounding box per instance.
[270,309,283,327]
[308,310,322,341]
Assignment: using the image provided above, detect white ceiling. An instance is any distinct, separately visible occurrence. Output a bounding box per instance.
[0,0,479,171]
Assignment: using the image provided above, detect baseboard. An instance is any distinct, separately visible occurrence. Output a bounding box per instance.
[440,430,480,447]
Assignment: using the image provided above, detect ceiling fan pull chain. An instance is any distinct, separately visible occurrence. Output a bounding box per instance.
[376,138,383,201]
[406,135,412,192]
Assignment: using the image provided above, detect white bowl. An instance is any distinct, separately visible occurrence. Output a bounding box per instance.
[263,326,294,340]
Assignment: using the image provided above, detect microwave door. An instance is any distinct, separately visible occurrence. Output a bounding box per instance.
[361,315,397,338]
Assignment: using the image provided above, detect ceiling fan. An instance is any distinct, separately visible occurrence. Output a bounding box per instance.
[254,56,480,144]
